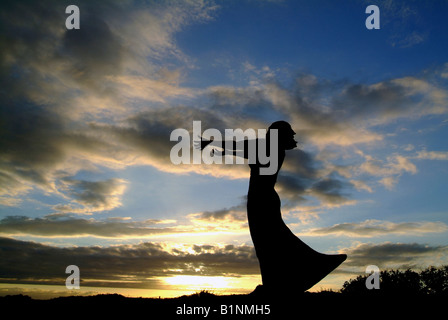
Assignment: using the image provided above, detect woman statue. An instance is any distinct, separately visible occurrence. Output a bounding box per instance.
[198,121,346,294]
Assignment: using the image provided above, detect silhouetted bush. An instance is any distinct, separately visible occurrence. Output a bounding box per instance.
[341,265,448,295]
[420,265,448,294]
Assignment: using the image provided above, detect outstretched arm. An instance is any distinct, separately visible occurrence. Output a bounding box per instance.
[194,137,252,159]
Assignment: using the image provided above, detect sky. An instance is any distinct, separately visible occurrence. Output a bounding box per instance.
[1,0,448,299]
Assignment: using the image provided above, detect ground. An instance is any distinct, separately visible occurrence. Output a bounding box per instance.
[1,290,445,319]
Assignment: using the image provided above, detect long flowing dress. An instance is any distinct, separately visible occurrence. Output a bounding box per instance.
[247,149,346,293]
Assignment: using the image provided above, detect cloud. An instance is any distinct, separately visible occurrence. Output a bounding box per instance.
[262,81,384,147]
[190,204,247,222]
[0,0,219,207]
[261,73,447,149]
[343,242,448,270]
[276,174,308,204]
[0,237,259,288]
[53,178,128,214]
[282,148,318,178]
[379,176,398,190]
[0,209,252,238]
[309,178,353,206]
[0,171,33,206]
[441,63,448,79]
[1,0,447,217]
[395,31,426,48]
[0,215,183,238]
[349,179,373,193]
[415,150,448,161]
[3,237,445,290]
[305,219,448,238]
[0,99,69,196]
[378,0,429,48]
[333,77,447,125]
[357,153,417,190]
[110,75,197,104]
[186,204,250,233]
[83,106,257,181]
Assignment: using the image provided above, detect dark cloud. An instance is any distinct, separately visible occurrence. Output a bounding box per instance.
[0,0,126,100]
[282,148,317,179]
[276,174,308,204]
[117,106,230,157]
[0,215,182,238]
[344,242,448,270]
[0,98,68,195]
[193,204,247,222]
[55,178,127,213]
[0,237,259,288]
[332,81,415,124]
[64,179,123,206]
[310,178,352,206]
[277,151,352,207]
[61,14,125,83]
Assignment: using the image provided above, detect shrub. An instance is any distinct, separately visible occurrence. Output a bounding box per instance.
[341,265,448,295]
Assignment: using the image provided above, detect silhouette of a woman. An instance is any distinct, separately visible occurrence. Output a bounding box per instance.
[199,121,346,294]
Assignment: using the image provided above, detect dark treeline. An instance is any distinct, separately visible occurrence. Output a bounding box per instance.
[341,265,448,295]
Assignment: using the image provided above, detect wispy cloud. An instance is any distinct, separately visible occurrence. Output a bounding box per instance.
[415,150,448,161]
[379,176,398,190]
[376,0,429,48]
[304,219,448,238]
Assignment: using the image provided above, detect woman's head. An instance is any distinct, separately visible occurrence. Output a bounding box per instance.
[267,121,297,150]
